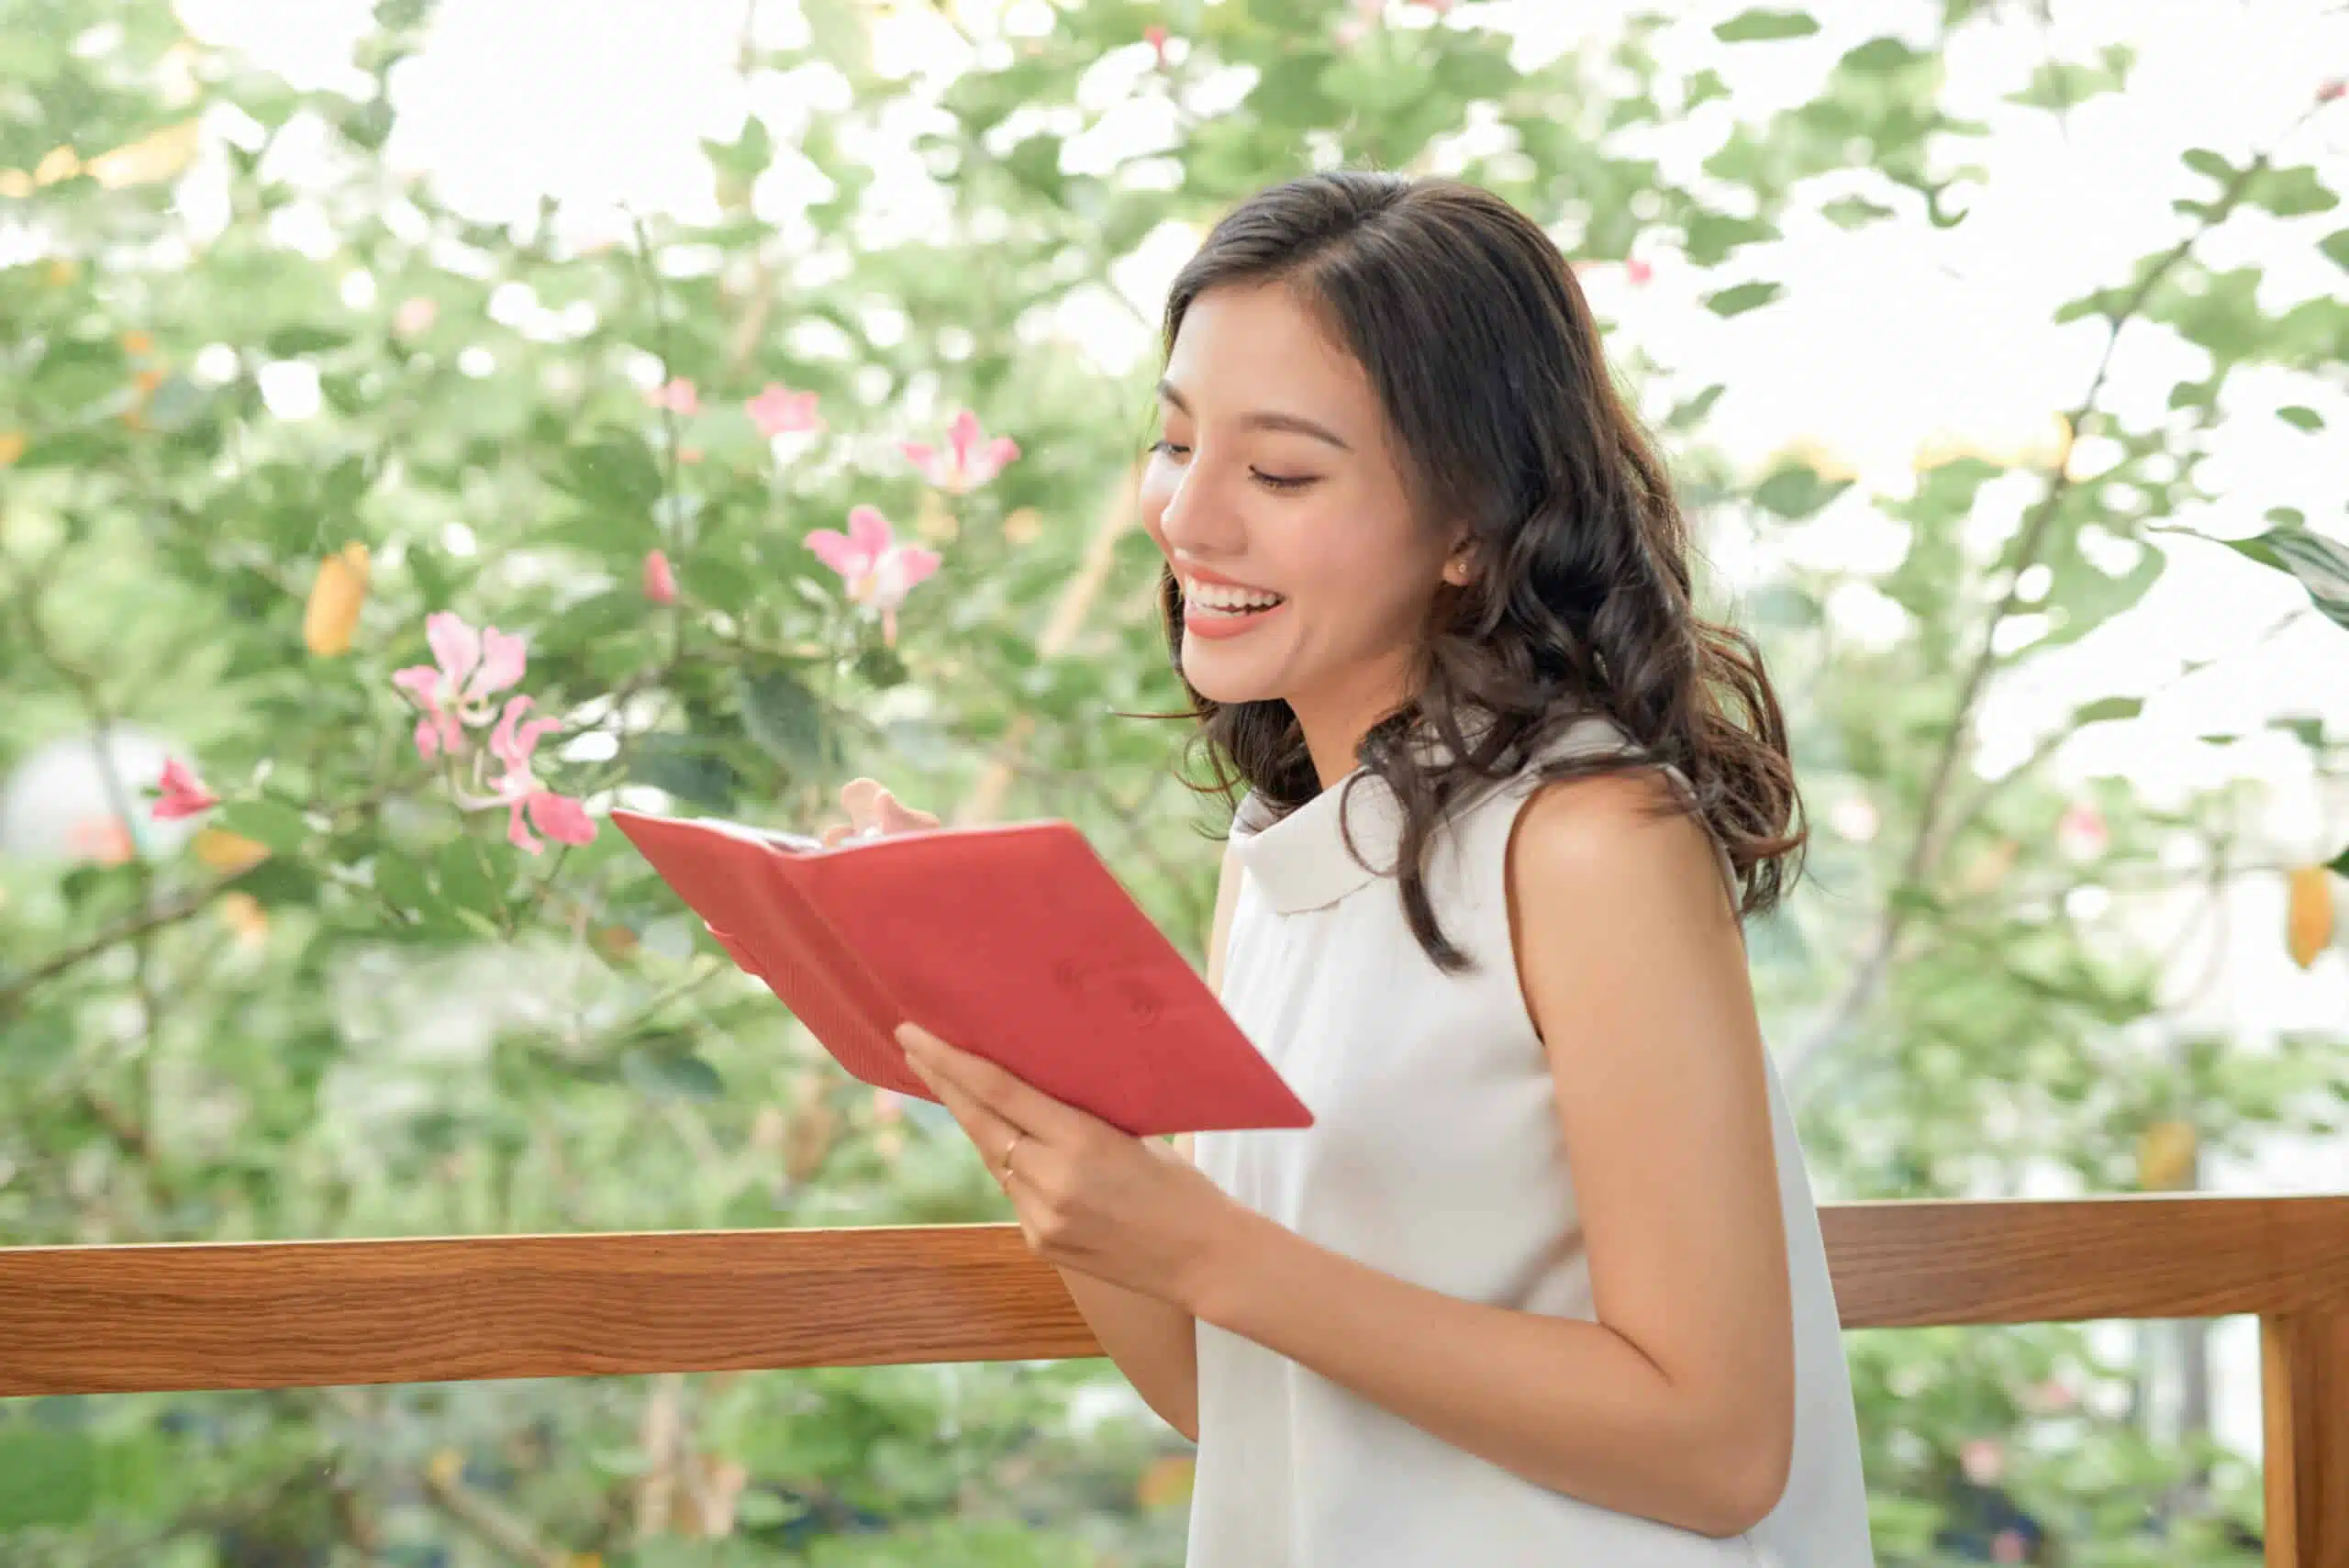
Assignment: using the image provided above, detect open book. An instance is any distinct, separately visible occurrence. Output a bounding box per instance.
[609,809,1313,1138]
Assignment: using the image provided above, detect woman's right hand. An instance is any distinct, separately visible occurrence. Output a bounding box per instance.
[821,776,940,846]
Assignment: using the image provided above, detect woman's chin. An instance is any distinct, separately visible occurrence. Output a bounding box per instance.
[1179,640,1285,707]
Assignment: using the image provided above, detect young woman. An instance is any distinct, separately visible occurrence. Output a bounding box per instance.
[842,171,1874,1565]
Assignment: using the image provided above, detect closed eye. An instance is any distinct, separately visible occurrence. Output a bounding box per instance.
[1252,470,1317,493]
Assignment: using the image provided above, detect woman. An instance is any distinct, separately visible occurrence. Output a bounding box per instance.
[841,171,1875,1565]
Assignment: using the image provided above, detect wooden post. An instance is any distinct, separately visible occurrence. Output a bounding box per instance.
[2263,1307,2349,1566]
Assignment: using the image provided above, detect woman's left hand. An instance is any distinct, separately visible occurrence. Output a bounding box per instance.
[895,1020,1244,1313]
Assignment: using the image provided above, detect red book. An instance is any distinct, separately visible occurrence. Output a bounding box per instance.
[608,810,1312,1137]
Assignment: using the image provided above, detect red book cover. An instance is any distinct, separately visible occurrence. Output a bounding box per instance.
[609,810,1313,1137]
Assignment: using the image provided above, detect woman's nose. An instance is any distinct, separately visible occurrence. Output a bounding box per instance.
[1153,457,1241,556]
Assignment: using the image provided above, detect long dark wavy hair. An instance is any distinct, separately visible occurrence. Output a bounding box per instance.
[1155,171,1804,972]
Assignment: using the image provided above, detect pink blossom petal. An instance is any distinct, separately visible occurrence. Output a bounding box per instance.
[643,549,678,604]
[892,546,941,592]
[747,384,821,438]
[151,758,219,820]
[805,528,860,577]
[647,377,699,416]
[507,799,541,853]
[901,440,939,482]
[847,505,894,557]
[411,717,441,761]
[424,611,481,687]
[469,628,527,702]
[980,435,1019,476]
[490,695,536,764]
[528,791,596,847]
[948,409,984,470]
[391,665,440,703]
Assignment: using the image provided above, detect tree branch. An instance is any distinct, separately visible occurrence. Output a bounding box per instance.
[1783,147,2283,1099]
[0,866,257,1016]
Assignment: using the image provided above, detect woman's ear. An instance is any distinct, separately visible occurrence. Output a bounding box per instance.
[1442,539,1475,585]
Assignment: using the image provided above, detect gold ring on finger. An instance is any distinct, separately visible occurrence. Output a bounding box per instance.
[1000,1131,1027,1180]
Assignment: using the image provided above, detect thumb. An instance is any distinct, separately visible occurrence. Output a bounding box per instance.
[877,792,939,833]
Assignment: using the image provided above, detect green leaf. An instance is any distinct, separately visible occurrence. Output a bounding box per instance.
[1714,9,1819,41]
[2277,406,2324,432]
[1683,209,1776,266]
[213,799,310,854]
[2180,148,2232,183]
[1752,463,1851,519]
[2073,696,2143,725]
[1821,195,1896,229]
[1704,281,1785,317]
[2005,48,2132,110]
[1840,37,1926,75]
[2321,228,2349,273]
[436,840,508,917]
[0,1429,95,1527]
[738,662,829,773]
[2245,165,2338,218]
[622,1048,726,1099]
[1664,384,1727,432]
[629,733,741,810]
[553,431,664,517]
[2329,844,2349,879]
[264,324,352,356]
[2228,526,2349,630]
[373,852,433,912]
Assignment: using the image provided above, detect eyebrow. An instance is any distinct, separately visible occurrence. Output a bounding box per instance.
[1156,380,1353,451]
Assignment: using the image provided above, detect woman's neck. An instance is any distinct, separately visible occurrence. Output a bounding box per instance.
[1290,662,1421,794]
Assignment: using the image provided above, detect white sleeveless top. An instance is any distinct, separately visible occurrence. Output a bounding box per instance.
[1186,716,1875,1567]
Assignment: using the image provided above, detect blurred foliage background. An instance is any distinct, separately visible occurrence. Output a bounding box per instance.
[2,0,2347,1562]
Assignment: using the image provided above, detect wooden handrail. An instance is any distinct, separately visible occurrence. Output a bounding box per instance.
[3,1195,2344,1562]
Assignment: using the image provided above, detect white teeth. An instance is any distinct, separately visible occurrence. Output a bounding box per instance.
[1186,578,1284,612]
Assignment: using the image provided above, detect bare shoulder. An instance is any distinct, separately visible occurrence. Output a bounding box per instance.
[1505,768,1737,936]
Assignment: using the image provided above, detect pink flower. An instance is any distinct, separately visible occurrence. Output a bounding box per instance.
[2320,79,2344,104]
[643,549,678,605]
[152,758,218,820]
[2056,803,2108,862]
[1144,23,1170,65]
[391,611,528,762]
[746,382,821,439]
[903,409,1019,494]
[1959,1438,2005,1486]
[454,695,596,854]
[805,506,941,646]
[646,377,699,417]
[1626,257,1653,286]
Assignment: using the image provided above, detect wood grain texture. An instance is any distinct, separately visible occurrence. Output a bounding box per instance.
[0,1224,1096,1397]
[2265,1308,2349,1568]
[1822,1195,2349,1329]
[1,1196,2345,1397]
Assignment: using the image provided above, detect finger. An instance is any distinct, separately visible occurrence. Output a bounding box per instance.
[819,823,852,848]
[906,1053,1028,1178]
[896,1023,1091,1146]
[840,777,887,834]
[879,794,938,833]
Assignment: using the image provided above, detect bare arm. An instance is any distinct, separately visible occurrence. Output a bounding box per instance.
[1049,840,1244,1442]
[1185,775,1796,1535]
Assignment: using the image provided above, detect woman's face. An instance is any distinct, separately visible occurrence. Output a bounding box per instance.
[1140,282,1458,774]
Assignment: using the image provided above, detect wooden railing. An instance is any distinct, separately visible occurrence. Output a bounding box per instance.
[3,1195,2344,1563]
